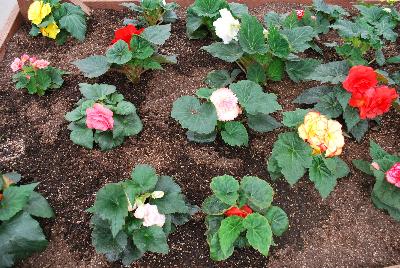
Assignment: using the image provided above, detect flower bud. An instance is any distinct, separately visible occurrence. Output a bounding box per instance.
[371,162,380,170]
[151,191,165,199]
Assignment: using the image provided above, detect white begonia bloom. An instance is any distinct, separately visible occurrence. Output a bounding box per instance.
[134,204,166,227]
[210,88,241,121]
[213,8,240,44]
[151,191,165,199]
[162,0,166,5]
[263,28,269,38]
[383,7,392,13]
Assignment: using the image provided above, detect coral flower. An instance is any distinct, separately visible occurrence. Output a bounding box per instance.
[386,163,400,188]
[342,65,377,94]
[112,24,144,47]
[224,205,253,218]
[213,8,240,44]
[28,0,52,25]
[210,88,241,121]
[40,22,60,39]
[298,111,345,157]
[86,103,114,131]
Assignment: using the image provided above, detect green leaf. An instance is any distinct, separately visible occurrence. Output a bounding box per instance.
[0,212,48,267]
[375,17,397,42]
[186,130,216,143]
[266,57,285,81]
[306,61,349,84]
[264,12,283,28]
[228,2,248,18]
[218,216,244,255]
[141,24,171,45]
[94,131,124,151]
[268,26,290,58]
[293,86,334,104]
[343,106,361,131]
[190,0,227,17]
[205,69,240,88]
[242,213,272,256]
[211,175,240,205]
[79,83,117,100]
[240,176,274,210]
[349,120,368,142]
[370,140,391,162]
[186,11,207,39]
[285,59,321,83]
[375,49,385,67]
[0,183,37,221]
[171,96,217,134]
[202,42,244,63]
[282,26,315,52]
[130,36,155,60]
[265,206,289,236]
[24,191,54,218]
[238,14,268,54]
[70,126,94,149]
[202,195,230,215]
[246,62,266,84]
[73,55,111,78]
[352,159,373,176]
[314,92,343,119]
[386,55,400,64]
[221,121,249,147]
[313,0,349,18]
[196,88,215,99]
[131,164,158,192]
[372,171,400,218]
[271,132,313,185]
[106,40,132,64]
[91,183,128,237]
[59,3,87,41]
[132,226,169,254]
[209,233,233,261]
[247,113,282,133]
[282,109,309,128]
[115,101,136,115]
[230,80,282,115]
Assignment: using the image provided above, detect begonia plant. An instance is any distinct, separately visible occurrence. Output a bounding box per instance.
[65,83,142,150]
[267,109,350,198]
[353,141,400,221]
[122,0,179,27]
[202,175,288,261]
[296,63,399,141]
[28,0,87,44]
[73,24,176,83]
[171,76,282,146]
[0,172,54,268]
[11,54,66,95]
[87,164,198,265]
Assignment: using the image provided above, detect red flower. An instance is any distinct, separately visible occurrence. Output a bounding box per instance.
[111,24,144,47]
[224,205,253,218]
[342,65,378,94]
[296,9,305,20]
[386,162,400,188]
[349,86,398,119]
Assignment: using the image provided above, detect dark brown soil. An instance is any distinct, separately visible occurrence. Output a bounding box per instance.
[1,3,399,268]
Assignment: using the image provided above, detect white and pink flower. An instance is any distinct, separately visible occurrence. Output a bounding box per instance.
[11,58,24,72]
[134,203,166,227]
[210,88,241,121]
[32,59,50,69]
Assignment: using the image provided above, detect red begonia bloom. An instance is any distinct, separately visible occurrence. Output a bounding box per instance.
[111,24,144,47]
[224,205,253,218]
[342,65,378,94]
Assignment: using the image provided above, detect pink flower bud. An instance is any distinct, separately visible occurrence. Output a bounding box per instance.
[21,54,30,62]
[371,162,380,170]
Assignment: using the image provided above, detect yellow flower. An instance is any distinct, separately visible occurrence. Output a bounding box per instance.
[28,1,52,25]
[298,111,344,157]
[40,22,60,39]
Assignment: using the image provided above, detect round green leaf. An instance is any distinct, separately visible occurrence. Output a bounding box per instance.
[265,206,289,236]
[211,175,240,205]
[240,176,274,210]
[221,121,249,147]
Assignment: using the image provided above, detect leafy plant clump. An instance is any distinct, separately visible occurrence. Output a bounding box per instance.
[297,63,399,141]
[202,175,289,261]
[28,0,87,44]
[0,172,54,268]
[331,3,400,66]
[353,141,400,221]
[73,24,176,83]
[11,54,66,95]
[87,164,198,265]
[267,109,350,198]
[65,83,142,150]
[171,76,282,146]
[122,0,179,27]
[200,7,321,84]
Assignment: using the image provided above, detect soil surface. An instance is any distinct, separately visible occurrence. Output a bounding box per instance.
[1,3,400,268]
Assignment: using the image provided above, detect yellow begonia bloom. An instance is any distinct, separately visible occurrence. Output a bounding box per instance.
[28,1,52,25]
[298,111,345,157]
[40,22,60,39]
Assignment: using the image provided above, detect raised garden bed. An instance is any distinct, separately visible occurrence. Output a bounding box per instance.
[0,1,400,267]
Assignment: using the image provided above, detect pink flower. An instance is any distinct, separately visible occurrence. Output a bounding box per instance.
[386,163,400,188]
[32,59,50,69]
[11,58,24,72]
[210,88,241,121]
[296,9,305,20]
[29,56,37,63]
[21,54,30,62]
[86,103,114,131]
[371,162,380,170]
[134,204,166,227]
[26,75,31,80]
